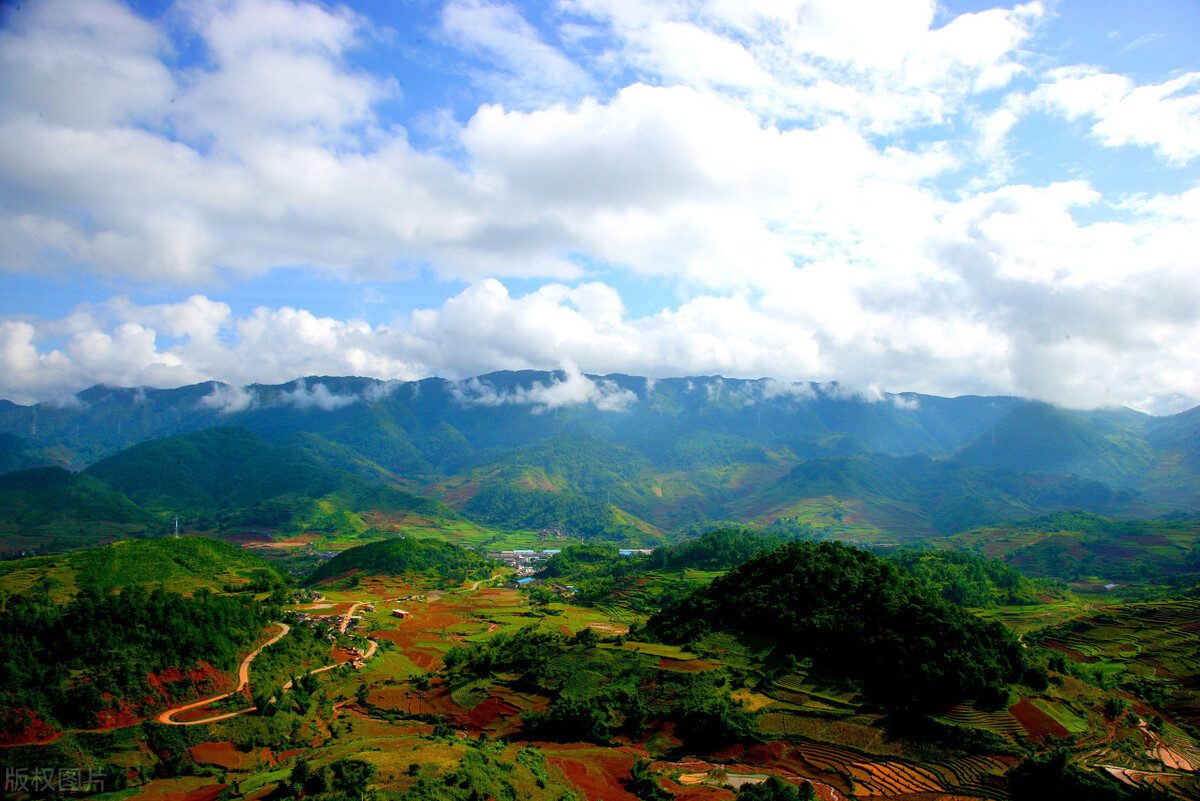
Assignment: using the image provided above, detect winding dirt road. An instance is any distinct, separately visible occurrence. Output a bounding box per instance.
[157,622,290,725]
[158,614,383,726]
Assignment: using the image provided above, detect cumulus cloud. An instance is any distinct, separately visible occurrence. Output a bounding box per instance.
[451,361,637,412]
[1032,67,1200,165]
[0,0,1197,415]
[280,379,360,411]
[199,382,258,414]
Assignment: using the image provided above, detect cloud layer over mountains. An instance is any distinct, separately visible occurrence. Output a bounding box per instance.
[1,0,1198,413]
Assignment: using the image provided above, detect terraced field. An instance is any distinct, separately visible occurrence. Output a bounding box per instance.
[1037,596,1200,733]
[938,703,1026,740]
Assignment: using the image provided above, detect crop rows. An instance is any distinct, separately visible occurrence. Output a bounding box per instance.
[593,603,636,624]
[547,653,592,674]
[1105,766,1200,799]
[774,673,810,693]
[449,679,491,709]
[794,741,862,775]
[940,704,1025,738]
[561,669,607,698]
[927,755,1012,787]
[845,760,944,796]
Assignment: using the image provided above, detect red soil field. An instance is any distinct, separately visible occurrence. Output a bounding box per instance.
[330,647,360,664]
[463,696,523,734]
[147,662,227,700]
[662,779,735,801]
[1009,698,1069,740]
[370,630,445,670]
[188,741,275,770]
[139,783,229,801]
[658,658,718,673]
[541,745,641,801]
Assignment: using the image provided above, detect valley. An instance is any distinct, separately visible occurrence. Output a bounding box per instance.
[0,372,1198,800]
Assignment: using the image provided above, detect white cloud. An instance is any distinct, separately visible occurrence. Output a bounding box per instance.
[1033,67,1200,165]
[440,0,592,103]
[199,382,258,414]
[450,361,637,412]
[279,379,360,411]
[0,0,1197,416]
[0,0,174,127]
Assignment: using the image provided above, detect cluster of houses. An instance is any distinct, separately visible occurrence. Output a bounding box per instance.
[344,644,370,669]
[487,548,563,577]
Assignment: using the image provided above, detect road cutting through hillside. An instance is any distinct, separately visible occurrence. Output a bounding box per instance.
[157,615,379,726]
[157,622,290,725]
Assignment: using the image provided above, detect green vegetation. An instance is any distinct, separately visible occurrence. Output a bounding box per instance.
[83,427,453,531]
[931,511,1200,586]
[462,483,658,543]
[2,376,1199,800]
[0,585,272,731]
[304,536,494,586]
[443,625,756,748]
[1006,750,1156,800]
[884,548,1059,607]
[0,466,158,549]
[537,529,801,609]
[648,541,1033,710]
[737,776,818,801]
[0,536,288,599]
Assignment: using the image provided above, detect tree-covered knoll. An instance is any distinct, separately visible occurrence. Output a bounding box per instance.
[647,541,1033,711]
[534,529,801,608]
[441,625,756,749]
[304,536,493,586]
[883,549,1057,607]
[461,482,658,542]
[539,528,794,582]
[0,585,273,731]
[0,536,288,599]
[0,466,157,540]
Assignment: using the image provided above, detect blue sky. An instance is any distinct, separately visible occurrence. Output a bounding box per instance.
[0,0,1197,413]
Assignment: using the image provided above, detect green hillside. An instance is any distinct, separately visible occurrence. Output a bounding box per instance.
[2,372,1197,545]
[0,585,271,732]
[304,536,494,586]
[957,402,1155,486]
[647,541,1032,710]
[927,511,1200,586]
[883,548,1060,607]
[0,466,158,552]
[461,483,661,543]
[81,426,453,530]
[725,453,1146,540]
[83,426,361,511]
[0,536,287,600]
[0,432,41,474]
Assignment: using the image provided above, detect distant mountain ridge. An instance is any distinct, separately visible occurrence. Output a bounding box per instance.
[0,371,1195,542]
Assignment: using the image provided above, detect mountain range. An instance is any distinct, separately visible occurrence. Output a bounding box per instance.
[0,371,1196,547]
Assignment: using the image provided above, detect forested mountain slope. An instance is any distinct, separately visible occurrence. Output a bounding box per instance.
[0,371,1194,543]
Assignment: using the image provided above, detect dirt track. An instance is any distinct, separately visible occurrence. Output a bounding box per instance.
[157,622,290,725]
[159,615,382,726]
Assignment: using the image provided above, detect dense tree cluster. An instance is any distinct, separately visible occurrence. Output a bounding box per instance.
[304,536,493,586]
[443,625,755,748]
[884,549,1051,607]
[648,541,1033,710]
[536,529,797,609]
[462,483,649,542]
[539,528,794,583]
[0,586,271,728]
